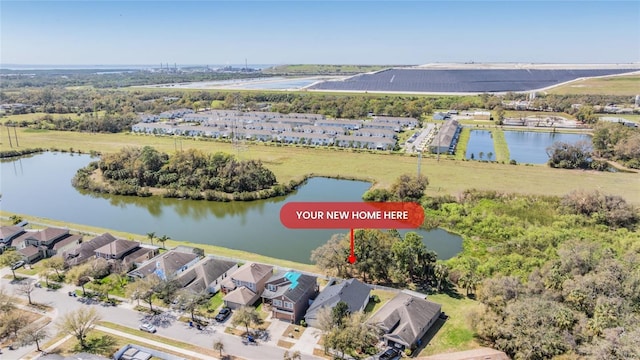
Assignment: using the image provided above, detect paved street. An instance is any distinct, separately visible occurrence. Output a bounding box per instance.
[0,268,320,360]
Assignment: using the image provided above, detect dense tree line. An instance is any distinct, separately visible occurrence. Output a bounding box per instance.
[591,122,640,169]
[0,69,273,89]
[474,240,640,359]
[73,146,280,199]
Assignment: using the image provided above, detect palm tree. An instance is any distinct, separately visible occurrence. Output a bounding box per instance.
[146,232,156,246]
[479,151,485,160]
[434,263,449,291]
[158,235,170,249]
[487,152,494,161]
[213,339,224,357]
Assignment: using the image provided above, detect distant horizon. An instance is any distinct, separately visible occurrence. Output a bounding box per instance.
[2,61,640,69]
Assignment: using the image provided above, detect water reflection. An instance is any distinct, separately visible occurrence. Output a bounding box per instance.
[1,152,463,263]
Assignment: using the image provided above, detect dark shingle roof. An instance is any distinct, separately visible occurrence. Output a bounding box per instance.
[52,234,82,250]
[263,271,317,303]
[367,292,441,348]
[305,278,370,319]
[64,233,117,266]
[178,256,237,293]
[129,250,199,280]
[94,239,139,257]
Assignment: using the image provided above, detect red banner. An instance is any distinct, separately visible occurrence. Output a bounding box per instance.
[280,202,424,229]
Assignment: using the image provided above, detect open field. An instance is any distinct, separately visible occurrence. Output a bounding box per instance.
[0,112,84,124]
[546,74,640,96]
[503,110,575,119]
[0,111,108,125]
[419,294,482,356]
[3,129,639,203]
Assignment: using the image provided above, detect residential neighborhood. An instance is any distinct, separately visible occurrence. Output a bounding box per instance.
[0,223,449,360]
[130,110,418,151]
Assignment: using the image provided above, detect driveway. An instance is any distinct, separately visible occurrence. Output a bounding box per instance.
[0,269,321,360]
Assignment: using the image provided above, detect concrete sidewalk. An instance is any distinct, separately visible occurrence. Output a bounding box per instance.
[95,325,221,360]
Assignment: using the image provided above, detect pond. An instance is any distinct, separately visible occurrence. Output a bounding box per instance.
[465,130,591,164]
[465,130,495,161]
[1,152,463,263]
[504,131,591,164]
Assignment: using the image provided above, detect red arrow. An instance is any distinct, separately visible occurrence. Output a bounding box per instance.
[348,228,356,264]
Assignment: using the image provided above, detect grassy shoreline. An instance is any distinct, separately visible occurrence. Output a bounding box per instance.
[3,129,639,204]
[0,210,319,273]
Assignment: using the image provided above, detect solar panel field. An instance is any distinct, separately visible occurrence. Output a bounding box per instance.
[309,68,638,93]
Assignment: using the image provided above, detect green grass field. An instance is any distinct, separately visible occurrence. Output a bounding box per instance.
[3,128,638,204]
[419,294,482,356]
[0,111,105,124]
[547,74,640,96]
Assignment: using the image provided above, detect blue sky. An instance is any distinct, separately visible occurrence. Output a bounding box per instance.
[1,1,639,65]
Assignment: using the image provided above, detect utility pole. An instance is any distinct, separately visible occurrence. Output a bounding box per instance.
[6,125,13,148]
[13,126,19,147]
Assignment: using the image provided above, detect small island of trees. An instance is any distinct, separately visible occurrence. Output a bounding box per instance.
[72,146,295,201]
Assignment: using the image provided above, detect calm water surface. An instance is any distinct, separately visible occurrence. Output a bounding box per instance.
[465,130,591,164]
[466,130,495,160]
[504,131,591,164]
[1,152,462,263]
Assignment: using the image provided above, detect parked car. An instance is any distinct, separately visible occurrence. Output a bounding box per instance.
[11,261,25,270]
[215,307,232,322]
[139,323,157,333]
[378,347,400,360]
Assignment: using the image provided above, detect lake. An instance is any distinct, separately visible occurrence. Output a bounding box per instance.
[465,130,591,164]
[1,152,463,263]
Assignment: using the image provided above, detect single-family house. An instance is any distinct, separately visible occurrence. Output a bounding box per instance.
[8,227,83,262]
[262,270,318,323]
[176,256,238,294]
[94,239,157,272]
[222,262,274,309]
[128,249,201,281]
[304,278,371,328]
[63,233,119,267]
[432,112,450,121]
[0,226,25,245]
[367,292,441,351]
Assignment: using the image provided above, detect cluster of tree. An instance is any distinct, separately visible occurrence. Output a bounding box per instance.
[311,230,445,288]
[561,190,638,229]
[315,302,381,359]
[473,240,640,359]
[591,122,640,169]
[362,174,428,202]
[73,146,279,199]
[0,285,50,352]
[546,140,608,170]
[498,92,637,113]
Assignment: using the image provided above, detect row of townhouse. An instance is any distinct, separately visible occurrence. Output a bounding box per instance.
[132,122,398,149]
[0,226,158,272]
[141,110,417,132]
